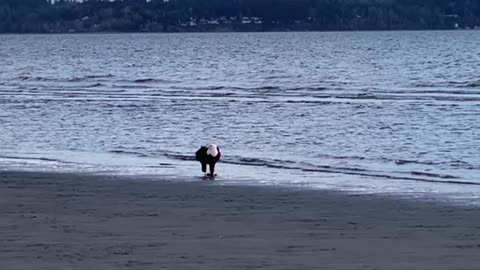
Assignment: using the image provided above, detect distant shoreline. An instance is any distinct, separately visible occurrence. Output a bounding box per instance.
[1,28,475,35]
[3,1,477,35]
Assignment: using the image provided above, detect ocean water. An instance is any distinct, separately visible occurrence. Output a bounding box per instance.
[1,31,479,204]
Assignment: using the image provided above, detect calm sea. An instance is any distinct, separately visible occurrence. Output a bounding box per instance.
[1,31,479,204]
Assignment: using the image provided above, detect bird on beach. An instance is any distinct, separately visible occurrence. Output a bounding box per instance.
[195,144,221,177]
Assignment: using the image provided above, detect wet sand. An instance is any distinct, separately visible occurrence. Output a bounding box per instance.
[0,171,479,270]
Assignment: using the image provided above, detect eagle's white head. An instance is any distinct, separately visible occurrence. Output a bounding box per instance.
[206,144,219,157]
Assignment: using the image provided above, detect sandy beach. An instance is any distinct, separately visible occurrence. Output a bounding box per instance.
[0,171,479,270]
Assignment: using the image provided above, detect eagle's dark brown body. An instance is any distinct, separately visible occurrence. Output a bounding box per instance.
[195,144,221,176]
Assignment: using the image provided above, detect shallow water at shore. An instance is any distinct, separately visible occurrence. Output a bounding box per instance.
[1,31,480,204]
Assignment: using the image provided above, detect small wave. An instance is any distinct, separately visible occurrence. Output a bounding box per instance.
[256,86,280,91]
[205,86,227,90]
[315,153,366,161]
[85,83,105,88]
[164,85,330,95]
[291,86,327,91]
[264,75,290,80]
[464,81,480,88]
[108,150,146,156]
[163,153,196,161]
[114,84,155,89]
[413,82,466,88]
[415,80,480,89]
[133,78,176,83]
[393,158,476,170]
[68,74,114,82]
[314,155,476,171]
[161,152,478,186]
[414,82,437,88]
[16,75,51,82]
[394,159,436,166]
[411,171,458,179]
[15,74,114,82]
[169,85,242,91]
[0,155,74,164]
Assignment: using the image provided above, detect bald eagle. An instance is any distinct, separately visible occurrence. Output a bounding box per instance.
[195,144,221,176]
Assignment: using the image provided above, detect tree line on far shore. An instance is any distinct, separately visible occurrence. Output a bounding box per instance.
[0,0,479,33]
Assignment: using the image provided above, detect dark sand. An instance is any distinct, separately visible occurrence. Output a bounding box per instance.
[1,171,479,270]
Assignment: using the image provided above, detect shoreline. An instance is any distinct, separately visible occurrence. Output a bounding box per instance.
[1,170,479,269]
[0,29,473,35]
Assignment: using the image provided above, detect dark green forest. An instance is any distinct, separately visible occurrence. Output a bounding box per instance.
[0,0,479,33]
